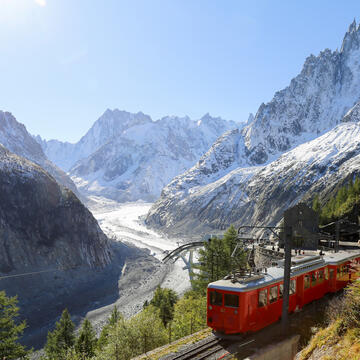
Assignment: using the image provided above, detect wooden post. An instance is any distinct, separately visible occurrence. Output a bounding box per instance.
[281,226,292,334]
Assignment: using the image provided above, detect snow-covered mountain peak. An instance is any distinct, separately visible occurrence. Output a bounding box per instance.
[79,108,152,147]
[240,20,360,166]
[146,20,360,236]
[38,109,238,202]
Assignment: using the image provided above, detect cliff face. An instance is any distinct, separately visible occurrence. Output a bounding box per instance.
[0,144,111,273]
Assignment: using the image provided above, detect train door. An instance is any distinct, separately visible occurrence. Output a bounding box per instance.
[303,273,311,304]
[247,292,257,332]
[289,278,297,311]
[223,292,240,333]
[296,276,304,309]
[209,290,224,330]
[268,284,281,322]
[328,266,336,292]
[257,287,269,330]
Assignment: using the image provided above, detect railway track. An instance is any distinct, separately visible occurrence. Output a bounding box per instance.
[167,337,227,360]
[169,338,255,360]
[167,336,255,360]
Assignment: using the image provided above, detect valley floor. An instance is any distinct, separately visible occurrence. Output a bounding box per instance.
[84,196,191,328]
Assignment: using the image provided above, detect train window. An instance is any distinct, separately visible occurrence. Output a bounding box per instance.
[279,284,284,299]
[304,275,310,289]
[290,279,296,295]
[325,268,329,280]
[210,291,223,306]
[318,270,324,284]
[337,267,341,279]
[330,269,335,279]
[258,289,268,307]
[224,294,239,307]
[269,286,278,303]
[311,272,317,287]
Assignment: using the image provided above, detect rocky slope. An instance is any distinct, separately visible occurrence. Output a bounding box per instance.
[0,111,79,194]
[147,97,360,236]
[37,110,239,202]
[0,144,119,346]
[0,144,111,273]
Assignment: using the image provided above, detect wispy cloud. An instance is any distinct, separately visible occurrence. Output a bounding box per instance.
[34,0,46,7]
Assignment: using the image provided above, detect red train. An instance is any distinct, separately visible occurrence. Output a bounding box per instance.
[207,250,360,334]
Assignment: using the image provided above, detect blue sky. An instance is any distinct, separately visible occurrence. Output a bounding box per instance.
[1,0,360,142]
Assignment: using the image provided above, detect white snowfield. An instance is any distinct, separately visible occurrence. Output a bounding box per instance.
[88,196,191,295]
[89,196,179,257]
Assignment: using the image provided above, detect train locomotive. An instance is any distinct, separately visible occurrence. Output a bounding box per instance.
[207,250,360,334]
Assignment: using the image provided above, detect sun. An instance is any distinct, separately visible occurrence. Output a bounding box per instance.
[0,0,46,25]
[34,0,46,7]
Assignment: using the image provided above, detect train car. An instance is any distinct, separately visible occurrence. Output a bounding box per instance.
[207,250,360,335]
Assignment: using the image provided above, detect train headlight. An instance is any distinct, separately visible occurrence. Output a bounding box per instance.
[209,306,212,310]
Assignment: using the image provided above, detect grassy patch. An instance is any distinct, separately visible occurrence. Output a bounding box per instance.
[134,327,212,360]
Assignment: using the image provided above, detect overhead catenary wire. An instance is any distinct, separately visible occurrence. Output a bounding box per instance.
[0,266,75,280]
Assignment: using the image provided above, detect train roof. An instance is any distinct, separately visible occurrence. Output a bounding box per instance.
[208,250,360,293]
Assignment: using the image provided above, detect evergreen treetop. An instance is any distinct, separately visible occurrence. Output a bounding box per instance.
[0,290,29,360]
[43,308,75,360]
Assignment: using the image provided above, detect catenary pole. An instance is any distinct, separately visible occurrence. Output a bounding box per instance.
[281,225,292,334]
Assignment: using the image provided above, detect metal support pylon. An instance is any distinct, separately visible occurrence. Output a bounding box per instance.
[180,249,196,280]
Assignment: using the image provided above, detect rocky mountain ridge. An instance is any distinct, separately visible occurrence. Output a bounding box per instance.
[146,20,360,235]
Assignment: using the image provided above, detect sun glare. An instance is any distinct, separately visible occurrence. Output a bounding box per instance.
[0,0,45,25]
[34,0,46,7]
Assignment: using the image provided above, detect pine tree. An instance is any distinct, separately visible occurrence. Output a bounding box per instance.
[312,194,321,215]
[150,287,178,326]
[354,176,360,195]
[75,319,97,358]
[97,307,123,351]
[192,225,247,293]
[172,293,207,339]
[0,291,29,360]
[44,309,75,360]
[108,306,121,326]
[129,306,167,354]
